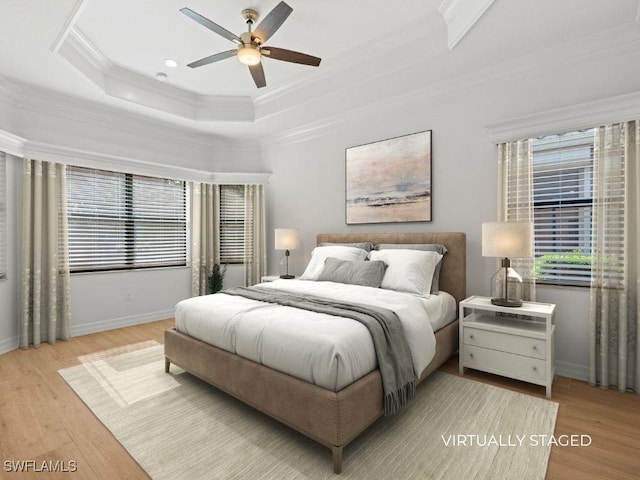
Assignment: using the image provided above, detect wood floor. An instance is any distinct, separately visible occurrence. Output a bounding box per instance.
[0,319,638,479]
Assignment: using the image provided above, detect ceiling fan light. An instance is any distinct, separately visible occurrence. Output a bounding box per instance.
[237,44,261,66]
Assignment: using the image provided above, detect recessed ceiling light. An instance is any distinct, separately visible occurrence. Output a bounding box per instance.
[156,72,168,82]
[163,58,179,68]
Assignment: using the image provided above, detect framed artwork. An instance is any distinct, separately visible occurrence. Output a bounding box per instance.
[345,130,432,224]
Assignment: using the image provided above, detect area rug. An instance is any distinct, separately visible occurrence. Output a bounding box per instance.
[59,344,558,480]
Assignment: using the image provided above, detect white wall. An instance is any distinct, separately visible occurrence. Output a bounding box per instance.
[69,268,188,336]
[10,95,264,174]
[263,102,495,299]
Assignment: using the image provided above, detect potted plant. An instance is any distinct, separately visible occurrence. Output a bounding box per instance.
[208,263,228,294]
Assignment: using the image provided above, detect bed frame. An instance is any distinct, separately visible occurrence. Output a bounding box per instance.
[164,232,466,473]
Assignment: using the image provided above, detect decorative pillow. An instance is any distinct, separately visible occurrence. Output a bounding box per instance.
[368,249,443,297]
[300,246,368,280]
[317,257,386,288]
[319,241,374,252]
[375,243,447,294]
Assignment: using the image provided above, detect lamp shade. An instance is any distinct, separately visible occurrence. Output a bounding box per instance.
[482,222,533,258]
[274,228,300,251]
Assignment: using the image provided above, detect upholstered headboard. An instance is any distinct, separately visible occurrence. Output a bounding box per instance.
[316,232,467,304]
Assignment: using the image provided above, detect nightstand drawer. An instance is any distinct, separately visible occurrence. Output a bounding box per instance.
[463,345,547,383]
[464,328,546,360]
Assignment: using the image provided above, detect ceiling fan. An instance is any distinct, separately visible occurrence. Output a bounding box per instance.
[180,1,321,88]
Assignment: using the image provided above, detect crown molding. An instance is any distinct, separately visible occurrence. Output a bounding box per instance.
[23,141,210,180]
[253,10,446,118]
[264,24,640,147]
[65,26,113,72]
[0,129,26,157]
[438,0,496,49]
[12,83,219,149]
[209,172,270,185]
[58,28,254,122]
[485,91,640,143]
[22,141,270,184]
[50,0,89,53]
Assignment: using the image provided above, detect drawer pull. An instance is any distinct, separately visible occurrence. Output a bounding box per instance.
[532,345,538,351]
[533,366,538,371]
[469,353,474,358]
[469,334,475,340]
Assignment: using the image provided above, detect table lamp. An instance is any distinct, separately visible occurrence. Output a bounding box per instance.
[482,222,533,307]
[275,228,300,279]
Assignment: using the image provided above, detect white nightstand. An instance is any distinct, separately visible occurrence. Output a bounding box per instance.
[459,295,556,398]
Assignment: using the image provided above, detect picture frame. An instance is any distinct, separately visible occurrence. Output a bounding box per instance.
[345,130,432,224]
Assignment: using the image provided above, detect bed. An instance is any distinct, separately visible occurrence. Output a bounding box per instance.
[164,232,466,473]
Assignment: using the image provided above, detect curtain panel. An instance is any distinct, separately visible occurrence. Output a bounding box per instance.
[190,182,220,296]
[20,159,71,348]
[244,184,266,286]
[589,121,640,393]
[497,140,536,301]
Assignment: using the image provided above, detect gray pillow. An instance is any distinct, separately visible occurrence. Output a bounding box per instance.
[374,243,447,294]
[317,257,386,288]
[320,241,374,252]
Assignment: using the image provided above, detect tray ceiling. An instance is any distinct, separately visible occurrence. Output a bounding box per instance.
[0,0,638,139]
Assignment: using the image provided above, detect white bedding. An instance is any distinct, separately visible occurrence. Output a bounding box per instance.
[175,280,456,391]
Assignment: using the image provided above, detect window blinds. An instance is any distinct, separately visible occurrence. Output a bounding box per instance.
[0,153,6,279]
[219,185,245,264]
[531,129,595,285]
[66,166,186,272]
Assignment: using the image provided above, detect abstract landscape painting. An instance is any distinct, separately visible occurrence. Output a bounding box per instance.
[346,130,431,224]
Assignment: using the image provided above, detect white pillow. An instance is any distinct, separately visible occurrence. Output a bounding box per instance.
[368,249,443,297]
[300,246,368,280]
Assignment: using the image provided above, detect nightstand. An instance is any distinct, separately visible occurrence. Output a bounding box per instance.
[459,295,556,398]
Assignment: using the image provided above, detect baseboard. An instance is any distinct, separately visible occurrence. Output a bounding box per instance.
[71,309,174,337]
[0,311,172,355]
[556,360,588,381]
[0,335,19,355]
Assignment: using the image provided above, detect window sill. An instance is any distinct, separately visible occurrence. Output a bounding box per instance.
[70,265,190,276]
[536,280,590,288]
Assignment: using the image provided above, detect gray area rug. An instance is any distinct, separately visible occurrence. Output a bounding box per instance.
[59,344,558,480]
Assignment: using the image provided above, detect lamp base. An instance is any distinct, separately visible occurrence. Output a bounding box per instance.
[279,274,294,279]
[491,297,523,308]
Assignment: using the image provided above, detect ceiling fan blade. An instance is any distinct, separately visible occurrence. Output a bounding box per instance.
[180,8,241,44]
[253,1,292,44]
[262,47,321,67]
[187,50,237,68]
[249,63,266,88]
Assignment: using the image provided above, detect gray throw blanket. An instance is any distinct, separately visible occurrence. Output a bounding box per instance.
[222,286,416,416]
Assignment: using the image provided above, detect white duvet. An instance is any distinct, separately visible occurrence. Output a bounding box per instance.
[175,280,455,391]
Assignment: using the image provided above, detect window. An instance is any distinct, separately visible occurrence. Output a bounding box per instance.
[219,185,245,264]
[0,153,6,279]
[66,166,186,272]
[531,129,594,285]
